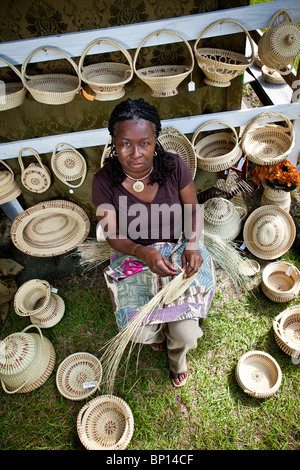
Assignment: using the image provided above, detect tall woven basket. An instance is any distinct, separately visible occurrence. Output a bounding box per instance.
[158,126,197,178]
[0,57,26,111]
[194,19,255,87]
[21,46,81,105]
[78,38,133,101]
[133,29,194,97]
[51,143,87,189]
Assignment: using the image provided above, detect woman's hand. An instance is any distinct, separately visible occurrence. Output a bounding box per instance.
[136,246,178,278]
[181,249,203,279]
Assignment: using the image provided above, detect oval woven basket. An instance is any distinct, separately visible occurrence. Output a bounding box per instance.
[158,126,197,178]
[235,350,282,398]
[241,111,295,165]
[18,147,51,193]
[56,352,102,400]
[194,19,255,87]
[0,57,26,111]
[51,143,87,188]
[21,46,81,105]
[261,261,300,302]
[0,159,22,204]
[192,120,242,172]
[77,395,134,450]
[261,65,286,85]
[78,38,133,101]
[133,29,194,97]
[273,305,300,358]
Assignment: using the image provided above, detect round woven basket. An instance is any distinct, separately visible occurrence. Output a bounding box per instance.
[21,46,81,105]
[158,126,197,178]
[258,9,300,75]
[77,395,134,450]
[51,143,87,188]
[261,65,286,85]
[273,305,300,358]
[18,147,51,193]
[241,111,295,165]
[133,29,194,97]
[238,259,260,276]
[194,19,255,87]
[14,279,51,317]
[235,350,282,398]
[0,159,22,204]
[78,38,133,101]
[261,180,291,212]
[203,197,244,242]
[56,352,102,400]
[0,325,56,394]
[30,293,65,328]
[261,261,300,302]
[10,199,90,258]
[0,57,26,111]
[192,120,242,172]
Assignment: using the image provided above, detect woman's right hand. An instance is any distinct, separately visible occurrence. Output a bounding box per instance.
[136,246,178,277]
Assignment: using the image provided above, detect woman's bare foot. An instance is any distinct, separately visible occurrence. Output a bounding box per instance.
[170,362,188,387]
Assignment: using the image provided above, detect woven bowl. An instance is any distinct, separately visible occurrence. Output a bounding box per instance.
[14,279,51,317]
[30,293,65,328]
[273,306,300,357]
[261,261,300,302]
[56,352,102,400]
[235,350,282,398]
[158,126,197,178]
[77,395,134,450]
[0,58,26,111]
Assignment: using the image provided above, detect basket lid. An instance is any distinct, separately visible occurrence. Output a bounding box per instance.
[204,198,239,225]
[270,23,300,60]
[0,331,37,376]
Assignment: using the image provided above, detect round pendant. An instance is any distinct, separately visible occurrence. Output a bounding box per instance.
[132,180,144,192]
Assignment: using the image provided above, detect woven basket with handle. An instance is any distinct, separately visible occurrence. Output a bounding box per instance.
[158,126,197,178]
[18,147,51,193]
[0,57,26,111]
[51,143,87,189]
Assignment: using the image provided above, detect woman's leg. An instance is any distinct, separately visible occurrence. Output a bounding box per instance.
[130,322,165,346]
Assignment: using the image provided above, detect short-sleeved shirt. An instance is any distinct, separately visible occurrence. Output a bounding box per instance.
[92,153,193,245]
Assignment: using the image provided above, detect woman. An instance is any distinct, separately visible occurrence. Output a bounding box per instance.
[92,98,216,387]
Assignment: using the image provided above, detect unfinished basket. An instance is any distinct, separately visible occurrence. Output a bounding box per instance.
[241,111,295,165]
[192,120,242,172]
[51,143,87,189]
[258,9,300,75]
[0,57,26,111]
[163,269,200,305]
[79,38,133,101]
[56,352,102,400]
[261,261,300,303]
[21,46,81,105]
[158,126,197,178]
[18,147,51,193]
[0,159,22,204]
[235,350,282,398]
[194,19,255,87]
[273,306,300,358]
[77,395,134,450]
[133,29,194,97]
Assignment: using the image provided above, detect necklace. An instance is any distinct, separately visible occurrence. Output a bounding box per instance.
[123,165,153,192]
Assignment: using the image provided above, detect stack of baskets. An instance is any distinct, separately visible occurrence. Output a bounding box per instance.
[0,159,22,204]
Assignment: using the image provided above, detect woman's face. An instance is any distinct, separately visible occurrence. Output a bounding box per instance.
[113,118,157,177]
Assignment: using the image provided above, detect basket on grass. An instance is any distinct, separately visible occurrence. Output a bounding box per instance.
[133,29,194,97]
[235,350,282,398]
[0,159,22,204]
[203,197,245,242]
[0,324,56,394]
[261,261,300,303]
[191,119,242,172]
[158,126,197,178]
[21,46,81,105]
[258,9,300,75]
[273,305,300,358]
[51,143,87,189]
[0,57,26,111]
[18,147,51,193]
[193,19,255,87]
[78,38,133,101]
[241,111,295,166]
[77,395,134,450]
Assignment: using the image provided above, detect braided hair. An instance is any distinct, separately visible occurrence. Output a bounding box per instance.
[104,98,175,186]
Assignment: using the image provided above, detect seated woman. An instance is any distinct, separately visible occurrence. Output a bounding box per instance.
[92,98,216,387]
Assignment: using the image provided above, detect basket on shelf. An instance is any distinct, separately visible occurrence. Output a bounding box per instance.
[191,119,242,172]
[0,57,26,111]
[193,19,255,87]
[78,38,133,101]
[51,143,87,189]
[261,261,300,302]
[21,46,81,105]
[18,147,51,193]
[258,9,300,75]
[133,29,194,97]
[0,159,22,204]
[158,126,197,178]
[261,65,286,85]
[273,305,300,358]
[241,111,295,165]
[77,395,134,450]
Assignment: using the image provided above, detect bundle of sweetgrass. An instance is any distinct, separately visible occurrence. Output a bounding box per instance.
[75,237,115,270]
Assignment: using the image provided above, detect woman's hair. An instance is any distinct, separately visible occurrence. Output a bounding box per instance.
[104,98,175,186]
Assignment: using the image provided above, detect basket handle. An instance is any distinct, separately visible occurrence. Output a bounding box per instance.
[241,111,294,145]
[0,159,15,183]
[0,57,23,82]
[191,119,239,147]
[133,29,194,74]
[51,143,87,188]
[18,147,47,174]
[268,9,293,29]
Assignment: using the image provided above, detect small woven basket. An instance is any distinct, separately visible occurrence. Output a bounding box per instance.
[51,143,87,189]
[77,395,134,450]
[133,29,194,97]
[79,38,133,101]
[0,159,22,204]
[261,261,300,303]
[261,65,286,85]
[273,306,300,358]
[235,350,282,398]
[158,126,197,178]
[0,57,26,111]
[192,119,242,172]
[21,46,81,105]
[18,147,51,193]
[14,279,52,317]
[241,111,295,165]
[194,19,255,87]
[30,293,65,329]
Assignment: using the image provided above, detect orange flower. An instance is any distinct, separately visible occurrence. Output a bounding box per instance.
[252,160,300,189]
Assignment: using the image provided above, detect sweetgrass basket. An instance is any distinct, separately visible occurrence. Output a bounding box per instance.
[0,57,26,111]
[30,293,65,329]
[133,29,194,97]
[14,279,52,317]
[241,111,295,165]
[21,46,81,105]
[18,147,51,193]
[192,119,242,172]
[261,261,300,303]
[77,395,134,450]
[0,159,22,204]
[158,126,197,178]
[194,19,255,87]
[273,306,300,358]
[78,38,133,101]
[51,143,87,189]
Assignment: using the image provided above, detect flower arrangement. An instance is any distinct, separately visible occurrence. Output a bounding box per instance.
[252,160,300,192]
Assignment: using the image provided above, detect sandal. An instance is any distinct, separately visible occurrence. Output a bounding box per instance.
[170,361,188,388]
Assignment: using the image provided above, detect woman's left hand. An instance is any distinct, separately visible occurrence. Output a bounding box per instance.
[181,249,203,279]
